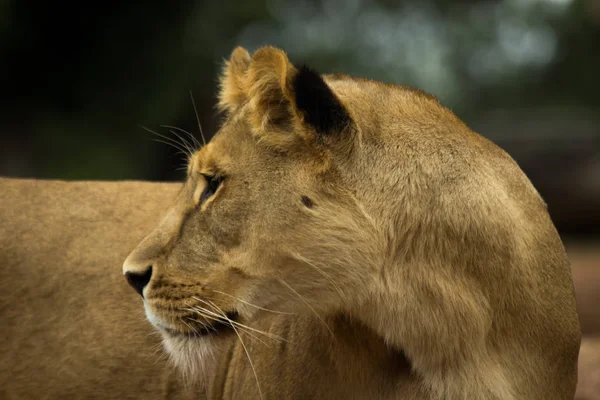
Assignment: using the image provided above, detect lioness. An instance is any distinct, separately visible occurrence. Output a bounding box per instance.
[123,46,581,399]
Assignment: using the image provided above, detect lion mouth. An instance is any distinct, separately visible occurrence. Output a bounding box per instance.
[160,311,240,339]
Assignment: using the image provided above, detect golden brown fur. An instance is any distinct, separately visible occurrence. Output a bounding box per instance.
[0,178,199,399]
[118,46,583,399]
[121,46,581,399]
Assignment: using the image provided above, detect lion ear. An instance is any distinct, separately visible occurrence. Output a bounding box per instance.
[218,46,251,113]
[243,46,352,137]
[243,46,297,132]
[292,65,352,135]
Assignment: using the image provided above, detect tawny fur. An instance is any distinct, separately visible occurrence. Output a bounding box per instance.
[0,178,200,399]
[121,46,581,399]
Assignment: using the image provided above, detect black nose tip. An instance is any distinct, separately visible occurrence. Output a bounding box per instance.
[125,267,152,298]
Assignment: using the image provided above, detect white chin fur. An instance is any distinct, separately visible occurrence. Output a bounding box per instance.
[144,304,220,383]
[161,332,219,384]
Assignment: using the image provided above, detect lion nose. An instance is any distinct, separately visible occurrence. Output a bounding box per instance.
[124,267,153,298]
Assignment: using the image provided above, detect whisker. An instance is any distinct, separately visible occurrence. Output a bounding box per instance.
[188,298,289,343]
[183,305,257,337]
[141,125,191,155]
[145,332,168,364]
[150,139,192,173]
[150,139,190,158]
[167,129,196,157]
[199,300,266,345]
[184,312,271,348]
[160,124,201,148]
[199,300,273,348]
[140,124,185,148]
[190,300,285,342]
[179,316,206,336]
[149,136,190,156]
[185,305,286,344]
[181,306,244,334]
[142,331,168,366]
[202,300,263,400]
[291,253,345,300]
[278,278,334,338]
[233,324,264,399]
[190,90,207,145]
[211,289,295,315]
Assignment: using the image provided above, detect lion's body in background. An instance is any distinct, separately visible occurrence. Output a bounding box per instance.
[0,178,198,400]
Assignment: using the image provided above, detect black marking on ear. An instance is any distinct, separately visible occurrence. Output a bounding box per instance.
[300,195,314,208]
[293,65,351,134]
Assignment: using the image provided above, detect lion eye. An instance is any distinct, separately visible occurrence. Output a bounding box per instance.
[200,174,222,203]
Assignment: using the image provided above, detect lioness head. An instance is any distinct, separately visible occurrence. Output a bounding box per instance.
[124,46,580,397]
[124,46,382,369]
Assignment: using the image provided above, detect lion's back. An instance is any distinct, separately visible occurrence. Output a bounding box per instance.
[0,178,197,399]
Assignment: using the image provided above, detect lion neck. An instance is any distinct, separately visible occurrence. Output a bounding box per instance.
[342,256,517,400]
[209,313,414,399]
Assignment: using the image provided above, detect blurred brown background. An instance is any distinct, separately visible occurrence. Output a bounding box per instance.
[0,0,598,397]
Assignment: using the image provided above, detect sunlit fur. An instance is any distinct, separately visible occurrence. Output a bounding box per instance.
[123,46,581,399]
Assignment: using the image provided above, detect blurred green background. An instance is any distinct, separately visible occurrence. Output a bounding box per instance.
[0,0,598,236]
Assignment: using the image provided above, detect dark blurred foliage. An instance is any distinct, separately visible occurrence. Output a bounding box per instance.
[0,0,598,237]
